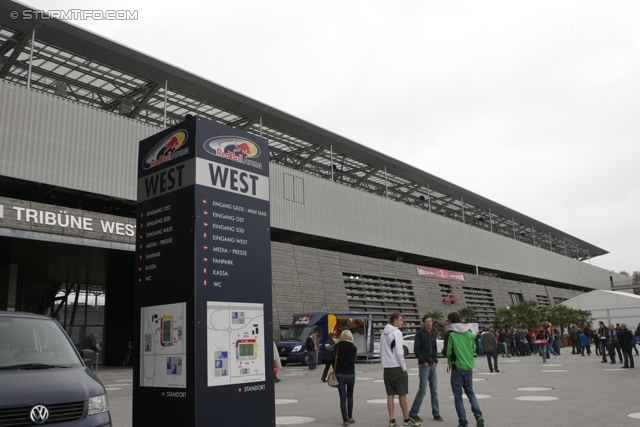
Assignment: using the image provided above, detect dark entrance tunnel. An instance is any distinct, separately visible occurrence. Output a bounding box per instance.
[0,236,135,365]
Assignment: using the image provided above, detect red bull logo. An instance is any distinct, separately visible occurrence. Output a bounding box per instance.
[203,136,262,169]
[294,316,310,325]
[142,130,189,170]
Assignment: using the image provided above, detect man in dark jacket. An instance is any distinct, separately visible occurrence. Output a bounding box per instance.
[82,331,100,368]
[570,326,580,355]
[409,315,443,423]
[619,323,635,369]
[607,324,620,364]
[306,331,318,370]
[515,328,526,356]
[83,331,101,353]
[614,324,624,361]
[480,327,499,373]
[320,336,336,382]
[598,321,610,362]
[497,329,508,357]
[582,322,592,338]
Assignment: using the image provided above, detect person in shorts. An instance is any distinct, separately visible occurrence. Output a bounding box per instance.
[380,313,420,427]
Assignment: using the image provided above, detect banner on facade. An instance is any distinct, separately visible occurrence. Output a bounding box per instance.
[416,265,465,282]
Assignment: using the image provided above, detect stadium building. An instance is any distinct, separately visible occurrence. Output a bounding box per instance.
[0,2,626,364]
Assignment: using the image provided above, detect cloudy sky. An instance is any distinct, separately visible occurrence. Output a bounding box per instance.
[20,0,640,274]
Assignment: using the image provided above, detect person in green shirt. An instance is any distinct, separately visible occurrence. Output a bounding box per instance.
[442,311,484,427]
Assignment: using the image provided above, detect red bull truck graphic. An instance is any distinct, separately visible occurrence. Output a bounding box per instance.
[276,313,374,366]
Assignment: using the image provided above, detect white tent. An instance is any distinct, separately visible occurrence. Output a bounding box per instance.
[561,290,640,328]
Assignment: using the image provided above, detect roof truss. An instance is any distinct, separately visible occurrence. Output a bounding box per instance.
[0,23,603,262]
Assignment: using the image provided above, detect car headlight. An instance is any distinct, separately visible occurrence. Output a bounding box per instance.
[88,394,109,415]
[292,345,302,352]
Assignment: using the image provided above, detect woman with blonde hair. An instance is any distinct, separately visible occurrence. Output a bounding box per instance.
[335,329,358,426]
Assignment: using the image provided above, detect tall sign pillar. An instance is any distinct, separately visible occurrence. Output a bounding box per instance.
[134,115,274,425]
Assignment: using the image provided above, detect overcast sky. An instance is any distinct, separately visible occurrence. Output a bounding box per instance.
[20,0,640,274]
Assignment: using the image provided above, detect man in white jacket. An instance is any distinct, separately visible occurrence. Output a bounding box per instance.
[380,313,420,427]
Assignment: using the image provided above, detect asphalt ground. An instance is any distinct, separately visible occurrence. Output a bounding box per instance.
[98,350,640,426]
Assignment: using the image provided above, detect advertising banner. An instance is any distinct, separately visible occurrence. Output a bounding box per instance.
[416,265,466,282]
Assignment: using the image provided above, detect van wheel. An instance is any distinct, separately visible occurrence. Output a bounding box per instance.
[302,353,310,366]
[281,361,288,366]
[403,346,409,357]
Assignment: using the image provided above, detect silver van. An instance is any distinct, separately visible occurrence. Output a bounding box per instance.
[0,311,111,426]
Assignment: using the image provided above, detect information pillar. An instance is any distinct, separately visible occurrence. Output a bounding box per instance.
[134,116,274,425]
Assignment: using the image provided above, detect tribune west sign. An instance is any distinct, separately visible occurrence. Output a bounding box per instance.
[0,196,135,245]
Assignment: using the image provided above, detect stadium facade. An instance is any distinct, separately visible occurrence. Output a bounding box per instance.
[0,1,626,364]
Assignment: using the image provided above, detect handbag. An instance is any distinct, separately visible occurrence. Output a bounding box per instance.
[327,347,339,387]
[533,339,548,345]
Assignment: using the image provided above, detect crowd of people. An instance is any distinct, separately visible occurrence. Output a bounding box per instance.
[593,321,638,368]
[475,324,562,360]
[287,316,640,426]
[473,322,640,369]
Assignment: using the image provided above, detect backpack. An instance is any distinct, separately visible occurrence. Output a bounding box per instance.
[323,344,335,362]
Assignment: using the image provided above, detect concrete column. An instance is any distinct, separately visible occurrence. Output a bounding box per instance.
[6,263,18,311]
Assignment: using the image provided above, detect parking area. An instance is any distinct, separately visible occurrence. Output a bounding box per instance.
[99,351,640,426]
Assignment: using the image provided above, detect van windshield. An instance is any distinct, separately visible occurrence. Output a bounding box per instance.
[0,316,83,368]
[282,326,314,340]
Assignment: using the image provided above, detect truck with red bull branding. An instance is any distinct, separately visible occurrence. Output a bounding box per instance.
[276,313,374,366]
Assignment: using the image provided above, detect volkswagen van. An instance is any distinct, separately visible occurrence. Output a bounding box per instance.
[0,311,111,426]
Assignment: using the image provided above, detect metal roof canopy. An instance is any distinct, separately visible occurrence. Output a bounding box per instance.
[0,0,607,262]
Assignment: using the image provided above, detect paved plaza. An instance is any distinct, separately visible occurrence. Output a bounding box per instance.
[100,351,640,426]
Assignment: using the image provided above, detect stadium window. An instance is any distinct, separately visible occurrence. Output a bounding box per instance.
[536,295,550,306]
[343,273,419,338]
[283,173,305,204]
[509,292,524,306]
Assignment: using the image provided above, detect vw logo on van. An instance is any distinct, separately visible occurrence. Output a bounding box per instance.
[30,405,49,424]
